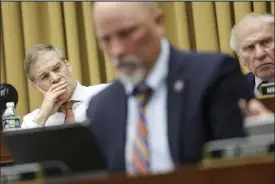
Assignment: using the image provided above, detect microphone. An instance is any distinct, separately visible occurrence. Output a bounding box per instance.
[0,84,19,128]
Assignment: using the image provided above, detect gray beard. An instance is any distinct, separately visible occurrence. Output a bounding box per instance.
[117,70,146,85]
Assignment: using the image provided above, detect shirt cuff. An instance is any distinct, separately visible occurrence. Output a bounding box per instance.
[21,118,43,129]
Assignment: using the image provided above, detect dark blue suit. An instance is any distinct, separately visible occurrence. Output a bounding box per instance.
[244,72,255,94]
[86,46,254,173]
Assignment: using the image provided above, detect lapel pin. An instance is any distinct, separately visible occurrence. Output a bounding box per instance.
[174,80,184,93]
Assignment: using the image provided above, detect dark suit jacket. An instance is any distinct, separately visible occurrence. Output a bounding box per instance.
[244,72,255,94]
[86,46,254,173]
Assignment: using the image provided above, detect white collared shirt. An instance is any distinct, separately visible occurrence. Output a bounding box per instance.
[21,82,109,129]
[122,38,175,174]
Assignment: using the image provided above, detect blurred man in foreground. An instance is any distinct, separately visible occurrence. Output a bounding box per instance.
[86,2,255,175]
[230,13,274,96]
[21,44,108,128]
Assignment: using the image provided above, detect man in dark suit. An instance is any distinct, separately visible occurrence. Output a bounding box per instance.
[244,72,256,93]
[230,13,274,96]
[87,2,254,175]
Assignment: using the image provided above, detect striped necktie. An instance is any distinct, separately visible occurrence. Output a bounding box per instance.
[129,83,153,176]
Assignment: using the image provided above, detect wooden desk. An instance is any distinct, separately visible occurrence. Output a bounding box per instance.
[259,96,275,112]
[0,134,12,164]
[25,155,273,184]
[1,97,274,165]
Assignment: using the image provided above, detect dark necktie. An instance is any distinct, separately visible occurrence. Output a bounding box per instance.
[257,81,268,96]
[257,81,268,90]
[128,83,153,176]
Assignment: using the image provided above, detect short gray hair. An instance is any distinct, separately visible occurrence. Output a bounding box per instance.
[230,13,274,52]
[24,44,66,81]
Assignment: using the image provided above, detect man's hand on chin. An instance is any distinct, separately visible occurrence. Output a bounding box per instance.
[34,79,68,126]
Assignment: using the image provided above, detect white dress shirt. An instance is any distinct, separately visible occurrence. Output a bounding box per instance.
[121,38,175,174]
[21,82,109,129]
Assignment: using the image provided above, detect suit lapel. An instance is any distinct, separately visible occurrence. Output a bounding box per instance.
[251,77,255,93]
[106,82,127,172]
[245,73,255,93]
[167,47,188,165]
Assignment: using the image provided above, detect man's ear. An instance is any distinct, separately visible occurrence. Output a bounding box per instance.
[65,59,72,73]
[155,9,165,26]
[155,10,165,36]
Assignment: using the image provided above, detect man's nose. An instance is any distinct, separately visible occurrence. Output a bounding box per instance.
[50,73,61,84]
[110,37,127,58]
[255,44,266,60]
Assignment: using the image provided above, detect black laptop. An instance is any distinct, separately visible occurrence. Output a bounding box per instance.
[2,123,106,176]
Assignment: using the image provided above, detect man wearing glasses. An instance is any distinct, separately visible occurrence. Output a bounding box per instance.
[21,44,108,128]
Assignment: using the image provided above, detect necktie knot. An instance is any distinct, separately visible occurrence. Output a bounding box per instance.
[133,83,153,107]
[58,101,73,112]
[64,101,73,109]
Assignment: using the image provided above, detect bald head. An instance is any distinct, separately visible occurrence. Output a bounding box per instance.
[93,2,158,17]
[93,2,158,35]
[92,2,165,84]
[94,2,158,9]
